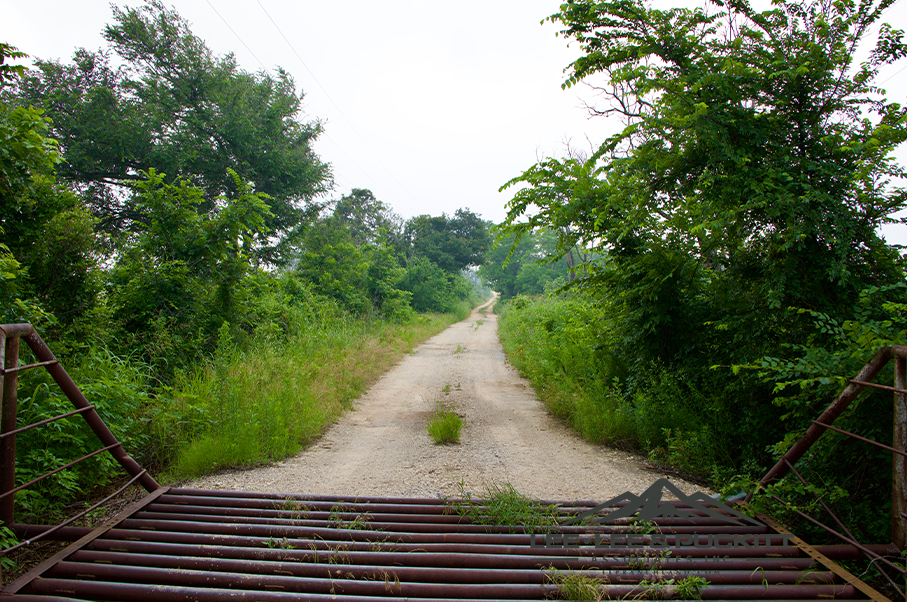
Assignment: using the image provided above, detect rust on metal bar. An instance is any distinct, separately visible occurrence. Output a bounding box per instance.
[0,359,59,376]
[0,404,95,441]
[0,324,35,338]
[813,420,907,458]
[20,329,159,493]
[893,356,907,551]
[755,347,892,494]
[781,458,860,546]
[11,525,94,541]
[768,493,907,582]
[0,442,122,501]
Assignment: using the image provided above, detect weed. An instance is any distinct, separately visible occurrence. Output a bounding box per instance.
[626,518,660,535]
[672,576,709,600]
[473,319,484,331]
[453,343,465,355]
[450,480,560,533]
[427,409,462,444]
[627,576,709,600]
[442,383,451,394]
[266,537,296,549]
[273,497,310,520]
[548,567,606,601]
[327,503,372,530]
[0,526,19,572]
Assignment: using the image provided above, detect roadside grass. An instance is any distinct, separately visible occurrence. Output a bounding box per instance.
[448,481,560,533]
[163,312,462,479]
[426,405,462,444]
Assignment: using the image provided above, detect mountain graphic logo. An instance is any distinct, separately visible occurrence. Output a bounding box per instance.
[562,478,762,527]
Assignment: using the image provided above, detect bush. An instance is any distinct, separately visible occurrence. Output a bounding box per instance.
[427,409,462,444]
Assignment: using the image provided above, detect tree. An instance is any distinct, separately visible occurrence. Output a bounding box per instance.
[11,0,330,260]
[405,209,491,272]
[479,228,574,299]
[1,44,100,328]
[329,188,402,248]
[108,168,272,373]
[504,0,907,366]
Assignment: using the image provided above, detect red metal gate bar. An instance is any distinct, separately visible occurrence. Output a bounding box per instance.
[0,405,95,440]
[812,420,907,458]
[766,494,906,591]
[0,443,123,501]
[0,471,151,556]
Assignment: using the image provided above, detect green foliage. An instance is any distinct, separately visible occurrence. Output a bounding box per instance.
[448,481,560,533]
[426,408,462,444]
[495,0,907,547]
[162,310,462,478]
[405,209,491,272]
[107,168,272,376]
[479,228,575,299]
[0,525,20,571]
[0,4,497,532]
[14,348,155,519]
[12,0,329,255]
[547,568,605,601]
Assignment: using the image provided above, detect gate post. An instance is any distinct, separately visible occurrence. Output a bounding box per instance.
[894,356,906,551]
[0,332,20,527]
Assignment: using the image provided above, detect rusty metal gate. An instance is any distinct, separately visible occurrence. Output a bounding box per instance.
[1,324,903,601]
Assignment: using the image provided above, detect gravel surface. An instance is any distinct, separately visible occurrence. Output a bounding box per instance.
[186,295,705,502]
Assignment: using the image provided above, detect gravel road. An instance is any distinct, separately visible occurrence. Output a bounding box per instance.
[186,295,704,502]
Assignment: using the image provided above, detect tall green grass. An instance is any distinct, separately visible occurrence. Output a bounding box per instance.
[160,312,462,478]
[497,294,733,477]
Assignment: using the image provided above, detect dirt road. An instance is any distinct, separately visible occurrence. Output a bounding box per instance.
[188,295,703,501]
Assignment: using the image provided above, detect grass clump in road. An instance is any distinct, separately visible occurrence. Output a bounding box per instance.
[449,481,560,533]
[427,405,462,444]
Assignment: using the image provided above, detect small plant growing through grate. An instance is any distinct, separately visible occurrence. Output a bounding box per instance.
[448,480,560,533]
[548,567,607,601]
[327,503,372,530]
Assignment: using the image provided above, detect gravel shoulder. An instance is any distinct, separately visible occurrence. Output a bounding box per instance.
[186,295,704,501]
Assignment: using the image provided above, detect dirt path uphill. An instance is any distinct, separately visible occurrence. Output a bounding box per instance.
[187,295,703,501]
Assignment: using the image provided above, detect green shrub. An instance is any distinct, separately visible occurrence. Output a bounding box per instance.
[427,409,462,444]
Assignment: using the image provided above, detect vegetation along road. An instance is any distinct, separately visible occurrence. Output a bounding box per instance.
[188,295,701,500]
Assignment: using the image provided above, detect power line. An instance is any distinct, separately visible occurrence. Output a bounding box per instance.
[253,0,431,213]
[203,0,268,71]
[201,1,422,216]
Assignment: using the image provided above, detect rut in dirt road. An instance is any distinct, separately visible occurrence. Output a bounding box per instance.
[188,295,703,501]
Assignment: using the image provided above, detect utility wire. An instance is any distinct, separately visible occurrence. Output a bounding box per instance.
[204,0,268,71]
[201,0,420,214]
[253,0,431,213]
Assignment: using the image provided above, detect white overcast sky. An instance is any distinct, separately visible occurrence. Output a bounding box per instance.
[1,0,906,244]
